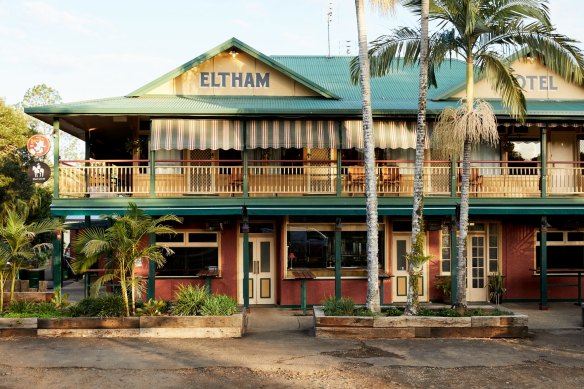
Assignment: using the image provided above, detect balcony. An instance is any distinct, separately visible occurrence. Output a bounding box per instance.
[57,159,584,199]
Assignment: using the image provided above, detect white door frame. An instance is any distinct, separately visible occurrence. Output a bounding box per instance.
[467,233,488,302]
[237,235,276,305]
[391,233,429,303]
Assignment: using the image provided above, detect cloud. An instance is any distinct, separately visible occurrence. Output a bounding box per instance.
[24,1,107,35]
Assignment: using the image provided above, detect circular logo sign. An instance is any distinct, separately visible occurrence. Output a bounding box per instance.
[27,134,51,157]
[27,162,51,184]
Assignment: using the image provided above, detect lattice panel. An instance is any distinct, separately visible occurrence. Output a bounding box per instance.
[189,149,213,193]
[309,148,334,193]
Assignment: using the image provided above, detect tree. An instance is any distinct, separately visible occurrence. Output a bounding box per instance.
[0,99,34,215]
[0,206,61,303]
[366,0,584,309]
[354,0,399,313]
[21,84,84,161]
[72,203,181,316]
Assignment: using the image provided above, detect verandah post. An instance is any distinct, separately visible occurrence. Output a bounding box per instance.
[450,214,457,302]
[242,216,250,309]
[540,216,548,309]
[335,218,342,300]
[53,118,60,199]
[540,127,547,198]
[147,232,156,300]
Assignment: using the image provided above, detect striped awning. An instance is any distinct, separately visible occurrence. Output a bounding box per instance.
[247,120,338,149]
[343,120,425,149]
[151,119,242,150]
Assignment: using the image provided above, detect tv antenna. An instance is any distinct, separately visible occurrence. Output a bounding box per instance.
[327,2,333,57]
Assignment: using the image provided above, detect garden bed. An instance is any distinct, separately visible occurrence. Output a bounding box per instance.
[313,306,528,339]
[1,313,247,338]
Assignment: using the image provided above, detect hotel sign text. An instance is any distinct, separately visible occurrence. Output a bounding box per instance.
[516,75,558,91]
[200,72,270,88]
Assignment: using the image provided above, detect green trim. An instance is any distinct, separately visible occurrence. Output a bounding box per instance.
[127,38,339,99]
[53,119,60,199]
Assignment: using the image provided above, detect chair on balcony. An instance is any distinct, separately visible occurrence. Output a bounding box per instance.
[228,170,244,194]
[380,166,401,194]
[348,166,366,193]
[457,168,484,195]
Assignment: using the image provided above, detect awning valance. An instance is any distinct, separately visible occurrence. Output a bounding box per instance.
[246,120,338,149]
[152,119,242,151]
[342,120,425,149]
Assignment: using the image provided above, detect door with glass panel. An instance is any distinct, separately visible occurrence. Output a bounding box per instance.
[392,234,428,303]
[467,234,488,301]
[244,237,275,305]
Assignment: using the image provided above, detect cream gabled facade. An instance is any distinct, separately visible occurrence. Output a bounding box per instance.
[26,38,584,308]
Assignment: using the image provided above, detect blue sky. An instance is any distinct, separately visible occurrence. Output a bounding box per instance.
[0,0,581,105]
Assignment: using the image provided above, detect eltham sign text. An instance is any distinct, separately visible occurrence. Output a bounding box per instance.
[200,72,270,88]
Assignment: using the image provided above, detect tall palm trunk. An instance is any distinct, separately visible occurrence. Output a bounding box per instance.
[406,0,430,316]
[355,0,380,312]
[9,267,18,303]
[0,272,7,312]
[118,262,130,317]
[455,56,475,309]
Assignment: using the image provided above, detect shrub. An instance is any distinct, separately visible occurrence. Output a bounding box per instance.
[68,294,125,317]
[322,296,355,316]
[136,298,167,316]
[200,294,237,316]
[5,300,64,318]
[171,284,207,316]
[383,306,404,317]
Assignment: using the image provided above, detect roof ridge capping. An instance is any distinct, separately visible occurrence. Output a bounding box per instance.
[126,37,340,100]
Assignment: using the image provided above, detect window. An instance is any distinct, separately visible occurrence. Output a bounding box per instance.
[286,223,385,277]
[441,225,451,274]
[506,140,540,175]
[440,222,500,275]
[156,149,182,174]
[536,230,584,269]
[156,231,219,277]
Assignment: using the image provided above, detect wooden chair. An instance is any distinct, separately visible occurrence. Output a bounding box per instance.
[348,166,366,192]
[228,169,244,193]
[380,166,401,194]
[458,167,483,194]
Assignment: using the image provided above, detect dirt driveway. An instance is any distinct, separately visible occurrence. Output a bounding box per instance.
[0,308,582,388]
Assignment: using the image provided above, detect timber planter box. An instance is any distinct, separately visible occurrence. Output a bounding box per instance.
[313,307,528,339]
[2,312,247,338]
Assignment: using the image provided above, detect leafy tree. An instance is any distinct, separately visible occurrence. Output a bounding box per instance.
[365,0,584,309]
[21,84,84,161]
[72,203,181,316]
[0,99,34,215]
[0,206,61,303]
[354,0,399,313]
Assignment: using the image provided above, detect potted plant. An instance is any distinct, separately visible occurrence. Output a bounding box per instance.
[434,276,452,304]
[488,273,506,305]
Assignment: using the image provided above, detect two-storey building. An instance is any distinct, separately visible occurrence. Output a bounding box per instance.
[26,38,584,308]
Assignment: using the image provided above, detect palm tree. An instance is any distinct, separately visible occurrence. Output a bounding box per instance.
[0,206,61,303]
[354,0,399,313]
[366,0,584,309]
[73,203,181,316]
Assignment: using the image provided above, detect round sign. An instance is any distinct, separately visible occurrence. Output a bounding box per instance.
[27,162,51,184]
[26,134,51,157]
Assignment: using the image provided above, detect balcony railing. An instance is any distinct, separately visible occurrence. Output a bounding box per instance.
[57,159,584,199]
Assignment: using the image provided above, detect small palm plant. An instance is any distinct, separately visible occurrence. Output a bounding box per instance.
[0,206,61,304]
[72,203,181,316]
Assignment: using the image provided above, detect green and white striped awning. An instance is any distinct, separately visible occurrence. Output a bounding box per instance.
[152,119,242,150]
[343,120,424,149]
[247,120,338,149]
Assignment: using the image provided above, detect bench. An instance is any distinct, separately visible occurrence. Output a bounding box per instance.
[380,166,401,194]
[347,166,366,192]
[532,268,583,306]
[292,270,315,314]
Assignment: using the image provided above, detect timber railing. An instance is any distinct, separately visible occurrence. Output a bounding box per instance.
[57,159,584,199]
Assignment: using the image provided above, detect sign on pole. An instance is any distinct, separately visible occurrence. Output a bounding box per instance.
[26,134,51,157]
[27,162,51,184]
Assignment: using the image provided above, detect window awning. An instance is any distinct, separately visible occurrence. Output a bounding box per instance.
[152,119,242,151]
[342,120,427,149]
[246,120,338,149]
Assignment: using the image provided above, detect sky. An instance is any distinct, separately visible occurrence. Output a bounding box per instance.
[0,0,582,106]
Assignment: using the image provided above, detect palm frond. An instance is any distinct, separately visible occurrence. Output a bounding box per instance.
[476,51,526,119]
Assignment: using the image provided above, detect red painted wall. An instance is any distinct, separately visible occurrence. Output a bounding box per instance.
[503,222,581,300]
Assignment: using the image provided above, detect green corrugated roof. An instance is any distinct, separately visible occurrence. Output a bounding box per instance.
[24,39,584,120]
